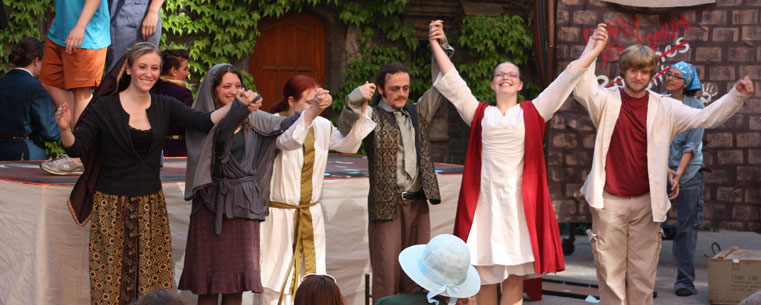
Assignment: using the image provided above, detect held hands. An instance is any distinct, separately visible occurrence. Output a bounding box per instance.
[429,20,445,43]
[141,10,159,40]
[358,81,376,114]
[736,77,755,97]
[55,103,72,131]
[309,88,332,112]
[587,23,608,55]
[236,90,262,112]
[65,25,86,54]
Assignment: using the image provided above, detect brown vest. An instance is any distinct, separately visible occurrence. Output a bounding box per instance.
[364,104,441,221]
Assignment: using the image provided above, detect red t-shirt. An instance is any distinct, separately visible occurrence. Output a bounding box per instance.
[604,88,650,196]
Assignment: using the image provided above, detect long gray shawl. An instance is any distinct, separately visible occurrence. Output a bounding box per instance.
[184,63,297,234]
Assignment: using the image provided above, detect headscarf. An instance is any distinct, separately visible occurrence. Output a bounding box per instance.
[184,63,231,201]
[671,61,701,91]
[68,56,128,225]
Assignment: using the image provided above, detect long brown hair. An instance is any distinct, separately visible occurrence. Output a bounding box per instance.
[210,64,252,129]
[271,75,318,114]
[293,275,345,305]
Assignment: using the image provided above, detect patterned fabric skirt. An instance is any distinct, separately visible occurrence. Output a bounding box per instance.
[89,190,173,305]
[178,206,263,295]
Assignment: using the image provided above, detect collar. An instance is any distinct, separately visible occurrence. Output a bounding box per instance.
[160,76,187,87]
[378,100,409,116]
[13,68,34,77]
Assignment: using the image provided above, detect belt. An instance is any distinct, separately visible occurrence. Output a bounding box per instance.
[0,134,31,140]
[166,135,184,140]
[400,191,425,200]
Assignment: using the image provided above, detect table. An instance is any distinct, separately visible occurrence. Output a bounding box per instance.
[0,156,463,305]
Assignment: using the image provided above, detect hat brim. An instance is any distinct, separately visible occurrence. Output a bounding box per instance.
[398,245,481,298]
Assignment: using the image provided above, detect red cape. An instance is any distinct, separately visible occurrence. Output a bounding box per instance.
[453,102,565,274]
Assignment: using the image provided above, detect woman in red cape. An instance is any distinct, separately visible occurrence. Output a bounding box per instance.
[428,22,608,304]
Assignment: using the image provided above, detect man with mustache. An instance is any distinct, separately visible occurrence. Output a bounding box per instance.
[573,43,755,305]
[338,39,453,302]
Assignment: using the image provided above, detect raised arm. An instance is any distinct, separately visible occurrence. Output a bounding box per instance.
[338,82,374,136]
[430,20,478,125]
[417,20,455,123]
[572,24,615,126]
[533,23,608,121]
[328,111,376,153]
[277,88,332,150]
[56,102,99,157]
[670,77,753,134]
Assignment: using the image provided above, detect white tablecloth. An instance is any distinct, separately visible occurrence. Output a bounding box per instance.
[0,174,462,305]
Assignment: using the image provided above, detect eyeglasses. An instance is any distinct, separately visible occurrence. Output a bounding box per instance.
[664,71,684,81]
[302,273,337,283]
[493,71,520,79]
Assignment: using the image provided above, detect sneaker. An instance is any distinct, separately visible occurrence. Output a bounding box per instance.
[40,154,84,175]
[675,287,696,297]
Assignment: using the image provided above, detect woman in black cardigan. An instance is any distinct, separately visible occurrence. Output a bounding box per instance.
[54,42,259,305]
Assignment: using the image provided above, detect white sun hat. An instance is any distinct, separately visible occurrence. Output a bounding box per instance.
[398,234,481,305]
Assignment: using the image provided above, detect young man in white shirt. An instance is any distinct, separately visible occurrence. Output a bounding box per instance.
[573,38,754,305]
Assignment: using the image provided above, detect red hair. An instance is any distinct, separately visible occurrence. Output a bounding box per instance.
[271,75,319,113]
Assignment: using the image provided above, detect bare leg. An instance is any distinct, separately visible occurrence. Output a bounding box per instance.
[221,293,242,305]
[72,87,93,124]
[500,275,524,305]
[41,83,74,109]
[477,284,498,305]
[198,294,218,305]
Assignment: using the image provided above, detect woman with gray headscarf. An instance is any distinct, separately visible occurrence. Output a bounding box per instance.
[180,64,330,305]
[663,61,705,297]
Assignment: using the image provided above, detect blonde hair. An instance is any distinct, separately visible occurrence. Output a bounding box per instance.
[618,45,658,77]
[125,42,162,70]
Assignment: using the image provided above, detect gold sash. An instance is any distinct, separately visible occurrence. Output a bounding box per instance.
[273,124,317,304]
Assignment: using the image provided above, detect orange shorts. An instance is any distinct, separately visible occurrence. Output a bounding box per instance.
[39,39,107,90]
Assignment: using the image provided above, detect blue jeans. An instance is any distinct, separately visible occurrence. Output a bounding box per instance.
[671,171,705,293]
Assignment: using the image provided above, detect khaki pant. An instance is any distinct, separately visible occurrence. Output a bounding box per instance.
[588,191,663,305]
[368,198,430,303]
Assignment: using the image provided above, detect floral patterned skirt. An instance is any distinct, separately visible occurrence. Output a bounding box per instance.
[89,190,173,305]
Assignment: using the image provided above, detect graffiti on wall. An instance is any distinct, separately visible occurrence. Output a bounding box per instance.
[583,14,693,67]
[584,14,716,103]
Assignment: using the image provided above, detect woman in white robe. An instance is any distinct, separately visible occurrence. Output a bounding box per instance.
[259,75,376,305]
[428,21,609,305]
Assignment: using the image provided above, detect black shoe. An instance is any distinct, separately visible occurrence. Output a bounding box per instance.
[675,288,695,296]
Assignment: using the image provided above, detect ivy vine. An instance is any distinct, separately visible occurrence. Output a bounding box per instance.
[0,0,53,74]
[2,1,536,158]
[457,15,538,103]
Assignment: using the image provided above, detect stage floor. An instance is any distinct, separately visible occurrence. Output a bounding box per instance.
[0,154,463,185]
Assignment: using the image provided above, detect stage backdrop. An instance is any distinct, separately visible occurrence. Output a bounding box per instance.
[0,156,463,305]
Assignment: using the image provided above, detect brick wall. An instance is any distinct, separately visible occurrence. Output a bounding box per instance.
[549,0,761,231]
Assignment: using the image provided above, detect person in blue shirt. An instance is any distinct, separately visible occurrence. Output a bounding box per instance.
[39,0,110,175]
[0,38,60,161]
[664,61,705,297]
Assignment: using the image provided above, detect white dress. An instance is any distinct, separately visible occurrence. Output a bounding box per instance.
[259,114,375,305]
[433,65,583,284]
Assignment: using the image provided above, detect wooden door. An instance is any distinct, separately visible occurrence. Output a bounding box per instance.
[250,12,326,112]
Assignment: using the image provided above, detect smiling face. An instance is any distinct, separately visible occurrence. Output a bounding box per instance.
[664,67,686,94]
[378,72,410,109]
[126,52,161,92]
[490,62,523,96]
[214,72,243,107]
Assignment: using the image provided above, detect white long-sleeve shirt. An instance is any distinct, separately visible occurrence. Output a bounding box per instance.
[573,63,748,222]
